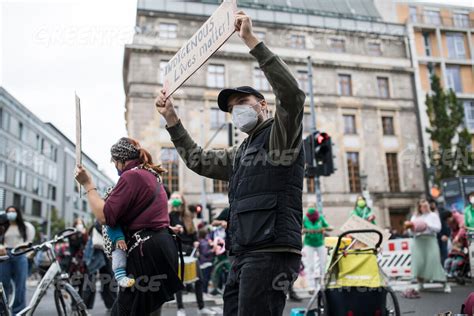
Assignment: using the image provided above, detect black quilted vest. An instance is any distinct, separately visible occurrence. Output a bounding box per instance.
[227,122,304,255]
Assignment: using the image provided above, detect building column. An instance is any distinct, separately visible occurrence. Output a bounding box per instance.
[435,28,448,88]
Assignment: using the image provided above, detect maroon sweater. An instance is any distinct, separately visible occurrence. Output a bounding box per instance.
[103,160,169,232]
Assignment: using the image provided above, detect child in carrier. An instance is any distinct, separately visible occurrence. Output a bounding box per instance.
[106,225,135,287]
[444,241,467,278]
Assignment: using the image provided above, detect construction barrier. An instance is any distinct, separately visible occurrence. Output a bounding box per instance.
[378,238,412,279]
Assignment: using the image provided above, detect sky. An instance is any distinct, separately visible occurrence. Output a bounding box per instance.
[0,0,472,181]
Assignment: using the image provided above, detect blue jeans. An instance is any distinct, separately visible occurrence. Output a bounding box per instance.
[0,253,28,314]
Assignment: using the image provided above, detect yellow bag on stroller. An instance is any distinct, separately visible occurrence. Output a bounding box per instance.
[328,248,384,288]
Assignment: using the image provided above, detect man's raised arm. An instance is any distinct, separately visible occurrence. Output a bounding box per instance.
[155,90,234,181]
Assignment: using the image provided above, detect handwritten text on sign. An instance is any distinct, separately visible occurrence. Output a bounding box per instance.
[340,215,391,248]
[163,0,237,98]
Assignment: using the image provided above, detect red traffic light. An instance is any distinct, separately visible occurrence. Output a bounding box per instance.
[316,132,329,144]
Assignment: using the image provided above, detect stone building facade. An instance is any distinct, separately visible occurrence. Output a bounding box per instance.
[123,0,426,232]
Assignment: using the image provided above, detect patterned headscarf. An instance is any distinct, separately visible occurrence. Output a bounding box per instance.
[110,138,140,163]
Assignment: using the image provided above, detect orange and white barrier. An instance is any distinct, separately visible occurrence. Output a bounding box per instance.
[378,238,412,279]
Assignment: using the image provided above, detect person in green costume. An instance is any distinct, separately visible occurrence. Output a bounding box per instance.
[351,196,376,224]
[465,192,474,230]
[302,207,332,291]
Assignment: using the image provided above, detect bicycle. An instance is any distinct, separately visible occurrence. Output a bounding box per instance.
[1,228,88,316]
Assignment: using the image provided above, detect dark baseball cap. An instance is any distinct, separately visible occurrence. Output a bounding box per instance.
[217,86,265,112]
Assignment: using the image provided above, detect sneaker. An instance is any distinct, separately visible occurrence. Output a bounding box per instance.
[118,276,135,288]
[177,309,186,316]
[197,307,217,315]
[443,283,451,293]
[288,290,303,302]
[415,282,424,292]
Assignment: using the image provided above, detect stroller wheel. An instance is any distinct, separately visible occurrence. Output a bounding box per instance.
[317,291,328,316]
[385,288,401,316]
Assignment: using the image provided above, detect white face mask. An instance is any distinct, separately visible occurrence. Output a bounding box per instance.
[470,197,474,205]
[232,105,259,133]
[76,224,85,232]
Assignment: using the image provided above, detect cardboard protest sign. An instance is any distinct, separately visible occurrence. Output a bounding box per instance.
[75,93,82,194]
[163,0,237,98]
[340,215,391,248]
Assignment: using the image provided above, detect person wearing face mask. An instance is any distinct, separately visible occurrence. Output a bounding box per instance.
[404,199,450,293]
[301,207,332,294]
[464,192,474,230]
[75,137,183,316]
[351,196,376,224]
[155,11,305,316]
[0,206,35,314]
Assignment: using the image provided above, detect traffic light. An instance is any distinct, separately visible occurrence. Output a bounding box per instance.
[228,122,239,146]
[304,131,335,177]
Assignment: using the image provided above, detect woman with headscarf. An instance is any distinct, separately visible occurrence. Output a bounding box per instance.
[404,198,450,293]
[168,192,216,316]
[351,195,376,224]
[0,206,35,314]
[75,137,183,315]
[302,207,331,292]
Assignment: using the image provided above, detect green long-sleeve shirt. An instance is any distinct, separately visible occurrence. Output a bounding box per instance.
[166,42,306,180]
[465,204,474,229]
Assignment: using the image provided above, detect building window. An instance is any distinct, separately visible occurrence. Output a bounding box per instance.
[159,60,169,84]
[0,108,10,131]
[424,10,440,25]
[346,152,361,193]
[161,147,179,192]
[446,66,462,93]
[18,122,24,141]
[48,184,56,201]
[338,74,352,96]
[32,199,42,217]
[290,34,305,49]
[329,38,345,53]
[253,67,270,91]
[422,32,432,56]
[382,116,395,135]
[377,77,390,98]
[0,108,3,130]
[13,193,26,211]
[446,33,466,59]
[82,200,87,213]
[343,114,357,135]
[0,188,5,210]
[307,177,315,193]
[409,6,418,22]
[14,169,26,189]
[453,13,470,28]
[297,70,309,94]
[464,100,474,132]
[367,42,382,56]
[386,153,400,192]
[213,179,228,193]
[207,64,225,88]
[159,23,177,39]
[210,108,226,130]
[0,162,5,182]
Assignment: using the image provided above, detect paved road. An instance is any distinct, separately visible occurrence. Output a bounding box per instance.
[25,281,472,315]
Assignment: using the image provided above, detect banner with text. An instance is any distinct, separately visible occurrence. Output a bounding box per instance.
[163,0,237,98]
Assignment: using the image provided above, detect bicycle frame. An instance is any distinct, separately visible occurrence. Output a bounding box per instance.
[17,243,60,316]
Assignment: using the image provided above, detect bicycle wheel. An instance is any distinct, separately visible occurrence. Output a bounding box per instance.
[211,259,230,295]
[54,284,88,316]
[385,287,401,316]
[0,283,9,316]
[317,290,328,316]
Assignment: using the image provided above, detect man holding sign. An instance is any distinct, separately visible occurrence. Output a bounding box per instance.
[155,11,305,316]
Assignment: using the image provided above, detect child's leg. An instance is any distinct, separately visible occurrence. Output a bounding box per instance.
[112,249,135,288]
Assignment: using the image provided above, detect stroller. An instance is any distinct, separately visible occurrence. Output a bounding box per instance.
[305,229,400,316]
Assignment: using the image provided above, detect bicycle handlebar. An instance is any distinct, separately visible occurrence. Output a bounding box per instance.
[10,227,79,257]
[335,229,383,251]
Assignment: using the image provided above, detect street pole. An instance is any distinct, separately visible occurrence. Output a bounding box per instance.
[307,56,323,213]
[200,108,209,221]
